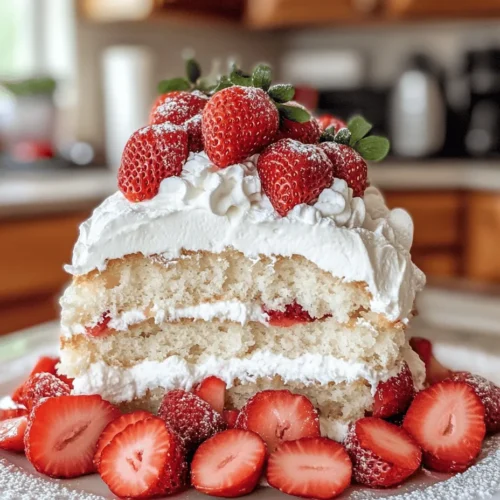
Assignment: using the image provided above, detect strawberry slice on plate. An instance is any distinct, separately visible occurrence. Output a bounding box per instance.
[0,416,28,452]
[448,371,500,434]
[236,390,320,452]
[17,372,70,411]
[158,389,226,449]
[100,416,188,498]
[403,380,486,472]
[194,376,226,414]
[94,410,152,472]
[223,410,239,429]
[267,437,352,499]
[24,395,120,478]
[0,403,27,421]
[345,417,422,488]
[373,362,415,418]
[11,356,59,403]
[191,429,266,497]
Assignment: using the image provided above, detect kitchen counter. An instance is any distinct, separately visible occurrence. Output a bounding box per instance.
[2,159,500,218]
[0,168,115,218]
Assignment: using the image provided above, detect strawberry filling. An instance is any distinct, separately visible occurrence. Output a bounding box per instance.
[264,302,331,327]
[86,312,111,337]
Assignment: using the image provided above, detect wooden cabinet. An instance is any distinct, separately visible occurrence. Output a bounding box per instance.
[0,212,88,335]
[384,191,463,278]
[465,192,500,283]
[383,0,500,19]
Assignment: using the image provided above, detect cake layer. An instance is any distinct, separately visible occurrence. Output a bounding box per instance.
[65,152,425,322]
[59,314,407,378]
[61,250,401,336]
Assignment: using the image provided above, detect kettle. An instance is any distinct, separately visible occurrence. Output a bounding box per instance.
[389,54,446,157]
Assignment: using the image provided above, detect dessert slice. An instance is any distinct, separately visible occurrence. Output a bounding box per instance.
[59,63,425,441]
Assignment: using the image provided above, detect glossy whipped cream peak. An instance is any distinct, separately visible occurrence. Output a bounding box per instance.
[66,151,425,321]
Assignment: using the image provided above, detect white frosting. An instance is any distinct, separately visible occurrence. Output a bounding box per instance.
[72,351,402,404]
[71,347,425,404]
[66,152,425,321]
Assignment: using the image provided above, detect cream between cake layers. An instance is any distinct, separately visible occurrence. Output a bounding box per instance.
[59,149,425,441]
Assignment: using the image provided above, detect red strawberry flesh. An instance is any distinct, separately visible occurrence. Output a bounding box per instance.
[24,395,121,478]
[345,417,422,488]
[193,376,226,414]
[276,101,321,144]
[0,416,28,452]
[18,372,70,411]
[100,416,187,498]
[191,428,266,497]
[94,410,152,472]
[403,381,486,467]
[267,437,352,500]
[236,389,320,452]
[409,337,452,385]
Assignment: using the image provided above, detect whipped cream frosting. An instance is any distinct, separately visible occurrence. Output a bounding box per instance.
[72,347,424,404]
[67,152,425,321]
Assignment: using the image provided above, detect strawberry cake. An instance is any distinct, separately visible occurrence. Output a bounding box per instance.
[58,62,426,443]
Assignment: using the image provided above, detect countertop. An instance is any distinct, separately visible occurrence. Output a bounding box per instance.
[2,159,500,218]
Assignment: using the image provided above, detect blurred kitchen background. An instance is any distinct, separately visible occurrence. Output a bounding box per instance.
[2,0,500,349]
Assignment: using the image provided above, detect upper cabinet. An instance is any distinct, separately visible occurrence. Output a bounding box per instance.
[80,0,500,26]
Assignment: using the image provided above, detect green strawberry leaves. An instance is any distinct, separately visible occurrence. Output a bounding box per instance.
[345,115,390,161]
[229,65,253,86]
[348,115,373,147]
[211,75,233,93]
[334,127,351,145]
[355,136,390,161]
[252,64,272,91]
[277,103,310,123]
[186,58,202,84]
[157,77,191,94]
[268,84,295,103]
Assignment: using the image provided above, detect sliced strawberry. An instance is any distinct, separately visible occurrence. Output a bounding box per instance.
[257,139,334,216]
[12,356,59,403]
[345,417,422,488]
[194,376,226,414]
[17,372,70,411]
[86,312,111,338]
[223,410,239,429]
[403,381,486,471]
[236,390,320,452]
[409,337,452,385]
[317,114,347,133]
[25,395,121,478]
[0,404,27,421]
[448,372,500,434]
[373,362,415,418]
[100,416,188,498]
[0,416,28,452]
[158,390,226,449]
[191,429,266,497]
[94,410,152,472]
[267,437,352,499]
[423,453,474,473]
[264,302,314,327]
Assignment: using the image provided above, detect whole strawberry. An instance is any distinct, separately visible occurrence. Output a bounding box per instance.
[202,63,312,168]
[320,115,390,198]
[317,113,347,133]
[203,86,279,167]
[257,139,334,216]
[118,123,188,202]
[321,142,368,198]
[276,101,321,144]
[150,90,208,126]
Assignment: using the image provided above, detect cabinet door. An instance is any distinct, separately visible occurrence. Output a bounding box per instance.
[245,0,380,28]
[384,0,500,19]
[465,192,500,283]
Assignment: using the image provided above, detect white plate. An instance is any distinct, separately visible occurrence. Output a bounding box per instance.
[1,322,500,500]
